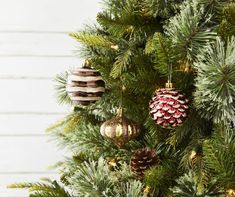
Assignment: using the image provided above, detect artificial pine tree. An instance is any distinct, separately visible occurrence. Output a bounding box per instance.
[9,0,235,196]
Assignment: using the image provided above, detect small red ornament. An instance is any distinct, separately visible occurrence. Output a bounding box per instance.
[149,86,189,128]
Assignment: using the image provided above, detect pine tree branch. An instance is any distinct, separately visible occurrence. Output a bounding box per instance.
[165,0,216,63]
[97,12,136,38]
[194,36,235,124]
[203,126,235,188]
[54,71,72,105]
[8,180,71,197]
[145,32,172,75]
[68,157,144,197]
[70,32,115,49]
[141,0,183,18]
[171,171,224,196]
[110,45,135,78]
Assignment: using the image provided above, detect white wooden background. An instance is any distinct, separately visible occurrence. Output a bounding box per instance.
[0,0,100,196]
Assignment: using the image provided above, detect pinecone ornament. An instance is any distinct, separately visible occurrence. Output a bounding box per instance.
[149,88,189,128]
[130,148,160,177]
[66,62,105,106]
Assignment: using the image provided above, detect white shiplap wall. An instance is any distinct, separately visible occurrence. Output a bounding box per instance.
[0,0,100,196]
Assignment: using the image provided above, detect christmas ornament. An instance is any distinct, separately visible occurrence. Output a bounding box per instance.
[226,189,235,197]
[149,82,189,128]
[66,62,105,105]
[100,109,140,148]
[130,148,160,177]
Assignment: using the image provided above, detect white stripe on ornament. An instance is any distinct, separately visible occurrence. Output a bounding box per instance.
[73,68,99,72]
[68,75,103,82]
[66,86,105,92]
[70,96,100,101]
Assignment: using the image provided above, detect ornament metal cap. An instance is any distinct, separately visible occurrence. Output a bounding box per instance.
[83,59,91,68]
[165,80,173,89]
[117,108,123,117]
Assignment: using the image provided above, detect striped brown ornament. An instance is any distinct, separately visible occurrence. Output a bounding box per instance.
[100,110,140,148]
[66,67,105,105]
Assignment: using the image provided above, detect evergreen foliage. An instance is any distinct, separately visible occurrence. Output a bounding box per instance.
[8,179,71,197]
[203,126,235,189]
[9,0,235,196]
[165,0,216,64]
[194,36,235,124]
[171,172,224,196]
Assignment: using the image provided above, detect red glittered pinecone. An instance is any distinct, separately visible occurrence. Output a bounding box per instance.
[130,148,160,177]
[149,88,189,128]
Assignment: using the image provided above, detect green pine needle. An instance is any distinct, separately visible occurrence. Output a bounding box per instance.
[8,180,71,197]
[171,171,224,197]
[194,36,235,124]
[69,32,115,49]
[165,0,216,63]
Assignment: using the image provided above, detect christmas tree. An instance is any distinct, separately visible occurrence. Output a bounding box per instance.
[9,0,235,196]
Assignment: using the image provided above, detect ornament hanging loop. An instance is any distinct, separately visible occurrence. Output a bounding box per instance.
[119,78,126,111]
[165,61,173,89]
[167,63,173,85]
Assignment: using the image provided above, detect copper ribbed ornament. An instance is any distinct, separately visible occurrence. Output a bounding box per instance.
[100,109,140,148]
[130,148,160,177]
[66,61,105,106]
[149,82,189,128]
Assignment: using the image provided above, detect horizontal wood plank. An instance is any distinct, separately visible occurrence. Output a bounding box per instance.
[0,33,76,56]
[0,114,65,135]
[0,0,100,32]
[0,79,69,113]
[0,1,101,196]
[0,57,80,78]
[0,136,65,173]
[0,174,59,197]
